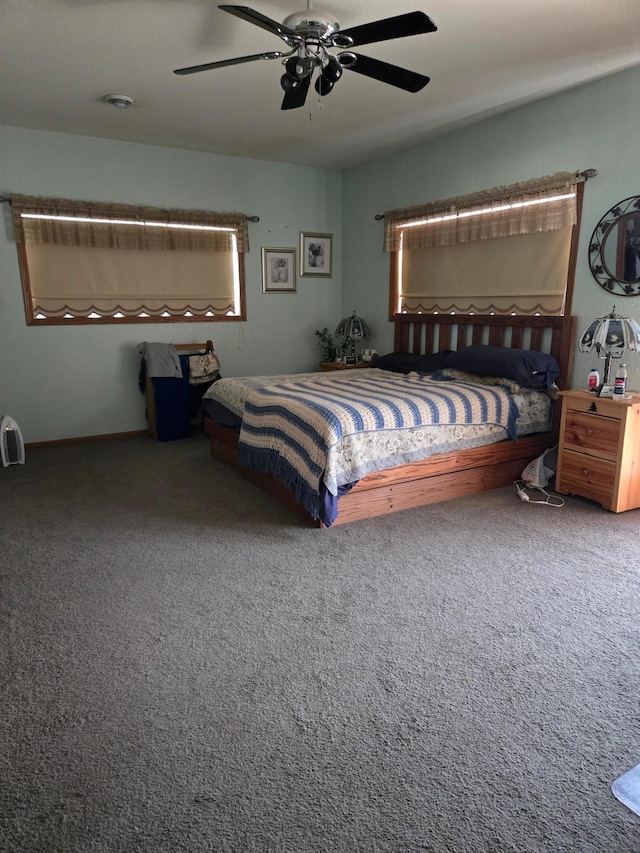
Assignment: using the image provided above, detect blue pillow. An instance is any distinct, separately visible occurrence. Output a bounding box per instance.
[442,345,560,389]
[372,350,453,374]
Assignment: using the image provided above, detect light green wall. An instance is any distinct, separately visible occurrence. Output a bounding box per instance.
[2,66,639,442]
[342,65,640,393]
[0,127,343,441]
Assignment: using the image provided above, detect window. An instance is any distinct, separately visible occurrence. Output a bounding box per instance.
[11,195,250,325]
[385,172,584,318]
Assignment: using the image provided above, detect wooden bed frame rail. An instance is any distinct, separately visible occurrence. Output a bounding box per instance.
[205,421,559,528]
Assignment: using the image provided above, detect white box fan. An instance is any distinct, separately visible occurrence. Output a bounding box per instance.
[1,415,25,466]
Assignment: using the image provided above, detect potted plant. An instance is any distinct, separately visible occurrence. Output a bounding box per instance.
[315,327,337,363]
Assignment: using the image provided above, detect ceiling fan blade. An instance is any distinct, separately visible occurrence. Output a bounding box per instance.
[281,74,312,110]
[174,51,283,75]
[219,5,301,45]
[337,11,437,48]
[342,53,430,93]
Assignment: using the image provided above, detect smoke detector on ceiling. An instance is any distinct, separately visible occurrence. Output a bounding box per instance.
[103,94,134,109]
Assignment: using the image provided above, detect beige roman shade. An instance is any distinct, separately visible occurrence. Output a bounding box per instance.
[11,195,249,322]
[385,172,579,316]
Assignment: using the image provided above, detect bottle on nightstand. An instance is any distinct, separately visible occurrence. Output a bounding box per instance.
[614,363,627,397]
[587,368,600,391]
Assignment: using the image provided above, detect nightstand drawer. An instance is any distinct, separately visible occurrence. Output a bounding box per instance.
[561,410,621,461]
[563,394,626,419]
[556,449,616,509]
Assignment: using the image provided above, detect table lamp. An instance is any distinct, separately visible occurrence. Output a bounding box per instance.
[578,306,640,396]
[335,311,371,364]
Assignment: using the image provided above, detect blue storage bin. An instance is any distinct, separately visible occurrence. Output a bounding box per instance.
[146,355,191,441]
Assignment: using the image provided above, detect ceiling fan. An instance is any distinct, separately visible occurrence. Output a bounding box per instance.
[174,4,437,111]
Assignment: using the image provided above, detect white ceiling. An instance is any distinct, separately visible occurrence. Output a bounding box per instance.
[2,0,639,170]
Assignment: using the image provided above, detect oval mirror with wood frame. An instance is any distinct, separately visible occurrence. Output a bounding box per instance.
[589,195,640,296]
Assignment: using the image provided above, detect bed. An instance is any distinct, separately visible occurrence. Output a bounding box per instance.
[202,313,576,527]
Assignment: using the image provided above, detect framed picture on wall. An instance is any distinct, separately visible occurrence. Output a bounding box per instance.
[262,247,297,293]
[300,232,332,277]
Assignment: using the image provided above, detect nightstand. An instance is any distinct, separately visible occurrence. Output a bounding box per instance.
[556,389,640,512]
[320,361,371,371]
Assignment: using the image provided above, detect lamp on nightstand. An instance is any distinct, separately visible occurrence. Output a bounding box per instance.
[335,311,371,364]
[579,306,640,395]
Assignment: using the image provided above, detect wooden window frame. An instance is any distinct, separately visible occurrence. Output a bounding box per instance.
[12,195,248,326]
[389,180,584,320]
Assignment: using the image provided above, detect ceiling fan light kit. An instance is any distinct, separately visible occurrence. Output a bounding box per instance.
[174,5,437,111]
[322,55,342,82]
[314,74,333,96]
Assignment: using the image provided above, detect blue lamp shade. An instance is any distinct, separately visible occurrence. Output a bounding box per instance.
[579,306,640,383]
[335,311,371,359]
[335,311,371,343]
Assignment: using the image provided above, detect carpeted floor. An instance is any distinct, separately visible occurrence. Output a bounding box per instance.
[1,432,639,852]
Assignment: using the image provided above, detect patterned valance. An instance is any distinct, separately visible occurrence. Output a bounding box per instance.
[384,172,578,252]
[11,194,249,253]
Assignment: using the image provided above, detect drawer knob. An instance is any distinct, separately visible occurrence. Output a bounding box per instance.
[581,468,589,477]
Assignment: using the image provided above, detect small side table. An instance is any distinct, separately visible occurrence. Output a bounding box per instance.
[320,361,371,371]
[556,389,640,512]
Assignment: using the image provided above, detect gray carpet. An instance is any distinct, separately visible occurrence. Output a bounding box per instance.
[1,432,639,852]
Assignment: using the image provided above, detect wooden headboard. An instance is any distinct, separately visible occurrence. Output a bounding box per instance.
[393,313,576,390]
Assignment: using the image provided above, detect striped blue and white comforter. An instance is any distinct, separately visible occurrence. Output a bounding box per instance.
[234,370,518,524]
